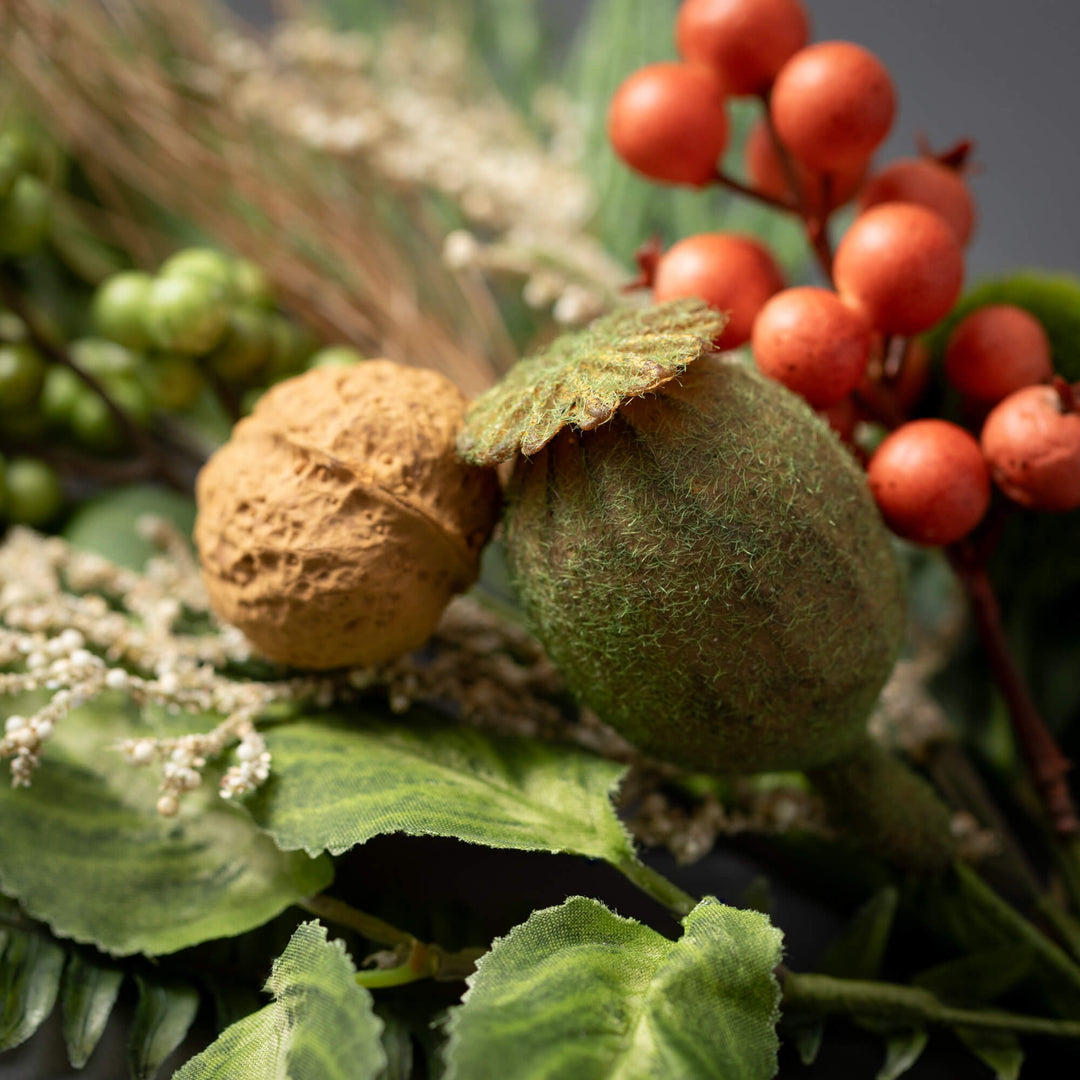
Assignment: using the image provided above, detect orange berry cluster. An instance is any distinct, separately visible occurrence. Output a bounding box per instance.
[608,0,1080,548]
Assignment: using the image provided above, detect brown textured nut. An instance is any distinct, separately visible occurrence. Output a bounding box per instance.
[194,360,500,668]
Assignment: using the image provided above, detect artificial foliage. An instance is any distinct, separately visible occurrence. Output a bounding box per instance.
[1,2,1080,1079]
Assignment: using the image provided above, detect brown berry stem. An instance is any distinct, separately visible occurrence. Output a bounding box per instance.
[0,267,200,493]
[947,543,1080,838]
[1052,374,1078,414]
[621,236,664,293]
[712,168,796,214]
[917,133,976,172]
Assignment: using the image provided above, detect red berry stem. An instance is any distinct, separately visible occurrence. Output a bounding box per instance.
[948,543,1080,838]
[1052,374,1078,415]
[712,167,796,213]
[917,133,976,172]
[759,93,836,283]
[621,236,664,293]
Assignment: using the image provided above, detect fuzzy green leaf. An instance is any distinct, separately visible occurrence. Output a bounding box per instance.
[129,977,200,1080]
[63,484,196,569]
[172,921,386,1080]
[955,1027,1024,1080]
[443,895,783,1080]
[247,709,634,865]
[457,299,725,464]
[61,951,125,1068]
[876,1027,928,1080]
[0,929,65,1050]
[818,888,899,981]
[0,696,332,956]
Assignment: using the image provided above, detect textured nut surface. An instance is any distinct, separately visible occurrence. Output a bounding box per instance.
[195,361,500,668]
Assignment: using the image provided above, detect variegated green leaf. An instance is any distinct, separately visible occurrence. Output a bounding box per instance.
[0,929,65,1050]
[247,710,634,867]
[129,977,199,1080]
[443,896,783,1080]
[61,951,125,1068]
[172,921,386,1080]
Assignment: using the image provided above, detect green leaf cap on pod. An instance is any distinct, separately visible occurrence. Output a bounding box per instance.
[458,299,727,464]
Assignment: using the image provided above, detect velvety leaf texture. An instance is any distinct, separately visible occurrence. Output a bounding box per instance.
[0,696,331,956]
[456,299,725,465]
[443,895,783,1080]
[172,921,386,1080]
[247,710,634,864]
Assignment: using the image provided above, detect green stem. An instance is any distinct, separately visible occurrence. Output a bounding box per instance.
[1055,835,1080,919]
[299,894,414,949]
[780,969,1080,1038]
[612,855,696,918]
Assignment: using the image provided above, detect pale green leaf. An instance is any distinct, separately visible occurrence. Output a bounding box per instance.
[63,484,196,569]
[248,710,634,865]
[443,895,783,1080]
[0,695,332,956]
[876,1027,928,1080]
[955,1027,1024,1080]
[61,951,125,1067]
[818,888,898,981]
[792,1021,823,1066]
[172,921,387,1080]
[129,977,200,1080]
[0,929,65,1050]
[911,945,1034,1005]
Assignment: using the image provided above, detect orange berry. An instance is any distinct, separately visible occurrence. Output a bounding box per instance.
[817,395,861,444]
[676,0,809,96]
[653,232,785,349]
[744,118,867,211]
[608,62,728,186]
[858,157,977,245]
[770,42,896,171]
[834,203,965,335]
[867,419,990,545]
[945,304,1053,404]
[981,384,1080,512]
[752,286,873,407]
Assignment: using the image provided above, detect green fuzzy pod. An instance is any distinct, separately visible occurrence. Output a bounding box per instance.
[505,357,904,773]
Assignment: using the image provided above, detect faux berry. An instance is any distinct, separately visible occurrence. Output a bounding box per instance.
[834,203,964,335]
[3,456,63,526]
[858,157,976,246]
[744,118,866,211]
[816,395,860,445]
[653,232,784,349]
[981,384,1080,512]
[144,354,205,411]
[675,0,809,96]
[91,271,154,351]
[771,42,896,171]
[752,287,873,407]
[160,247,237,299]
[944,304,1052,404]
[232,257,274,309]
[867,419,990,545]
[0,174,51,257]
[207,307,275,381]
[608,62,728,186]
[308,345,366,369]
[143,274,231,355]
[0,342,46,409]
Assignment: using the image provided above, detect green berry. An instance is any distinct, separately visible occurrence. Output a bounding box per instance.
[0,342,46,408]
[307,345,366,369]
[267,315,317,375]
[91,271,154,350]
[143,274,230,355]
[70,337,142,378]
[206,307,274,381]
[0,310,28,343]
[159,247,237,298]
[0,174,51,257]
[232,257,274,309]
[40,365,83,427]
[144,353,204,410]
[3,456,63,526]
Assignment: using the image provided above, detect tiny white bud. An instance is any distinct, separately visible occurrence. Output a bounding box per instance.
[59,629,85,651]
[32,719,53,740]
[157,794,180,817]
[105,668,129,690]
[69,649,96,668]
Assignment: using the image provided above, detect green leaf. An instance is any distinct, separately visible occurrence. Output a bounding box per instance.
[954,1027,1024,1080]
[0,695,332,956]
[911,945,1034,1006]
[248,710,635,866]
[173,921,387,1080]
[876,1027,928,1080]
[61,951,126,1067]
[129,976,200,1080]
[63,484,196,569]
[443,895,783,1080]
[818,887,898,981]
[791,1021,824,1066]
[0,929,65,1050]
